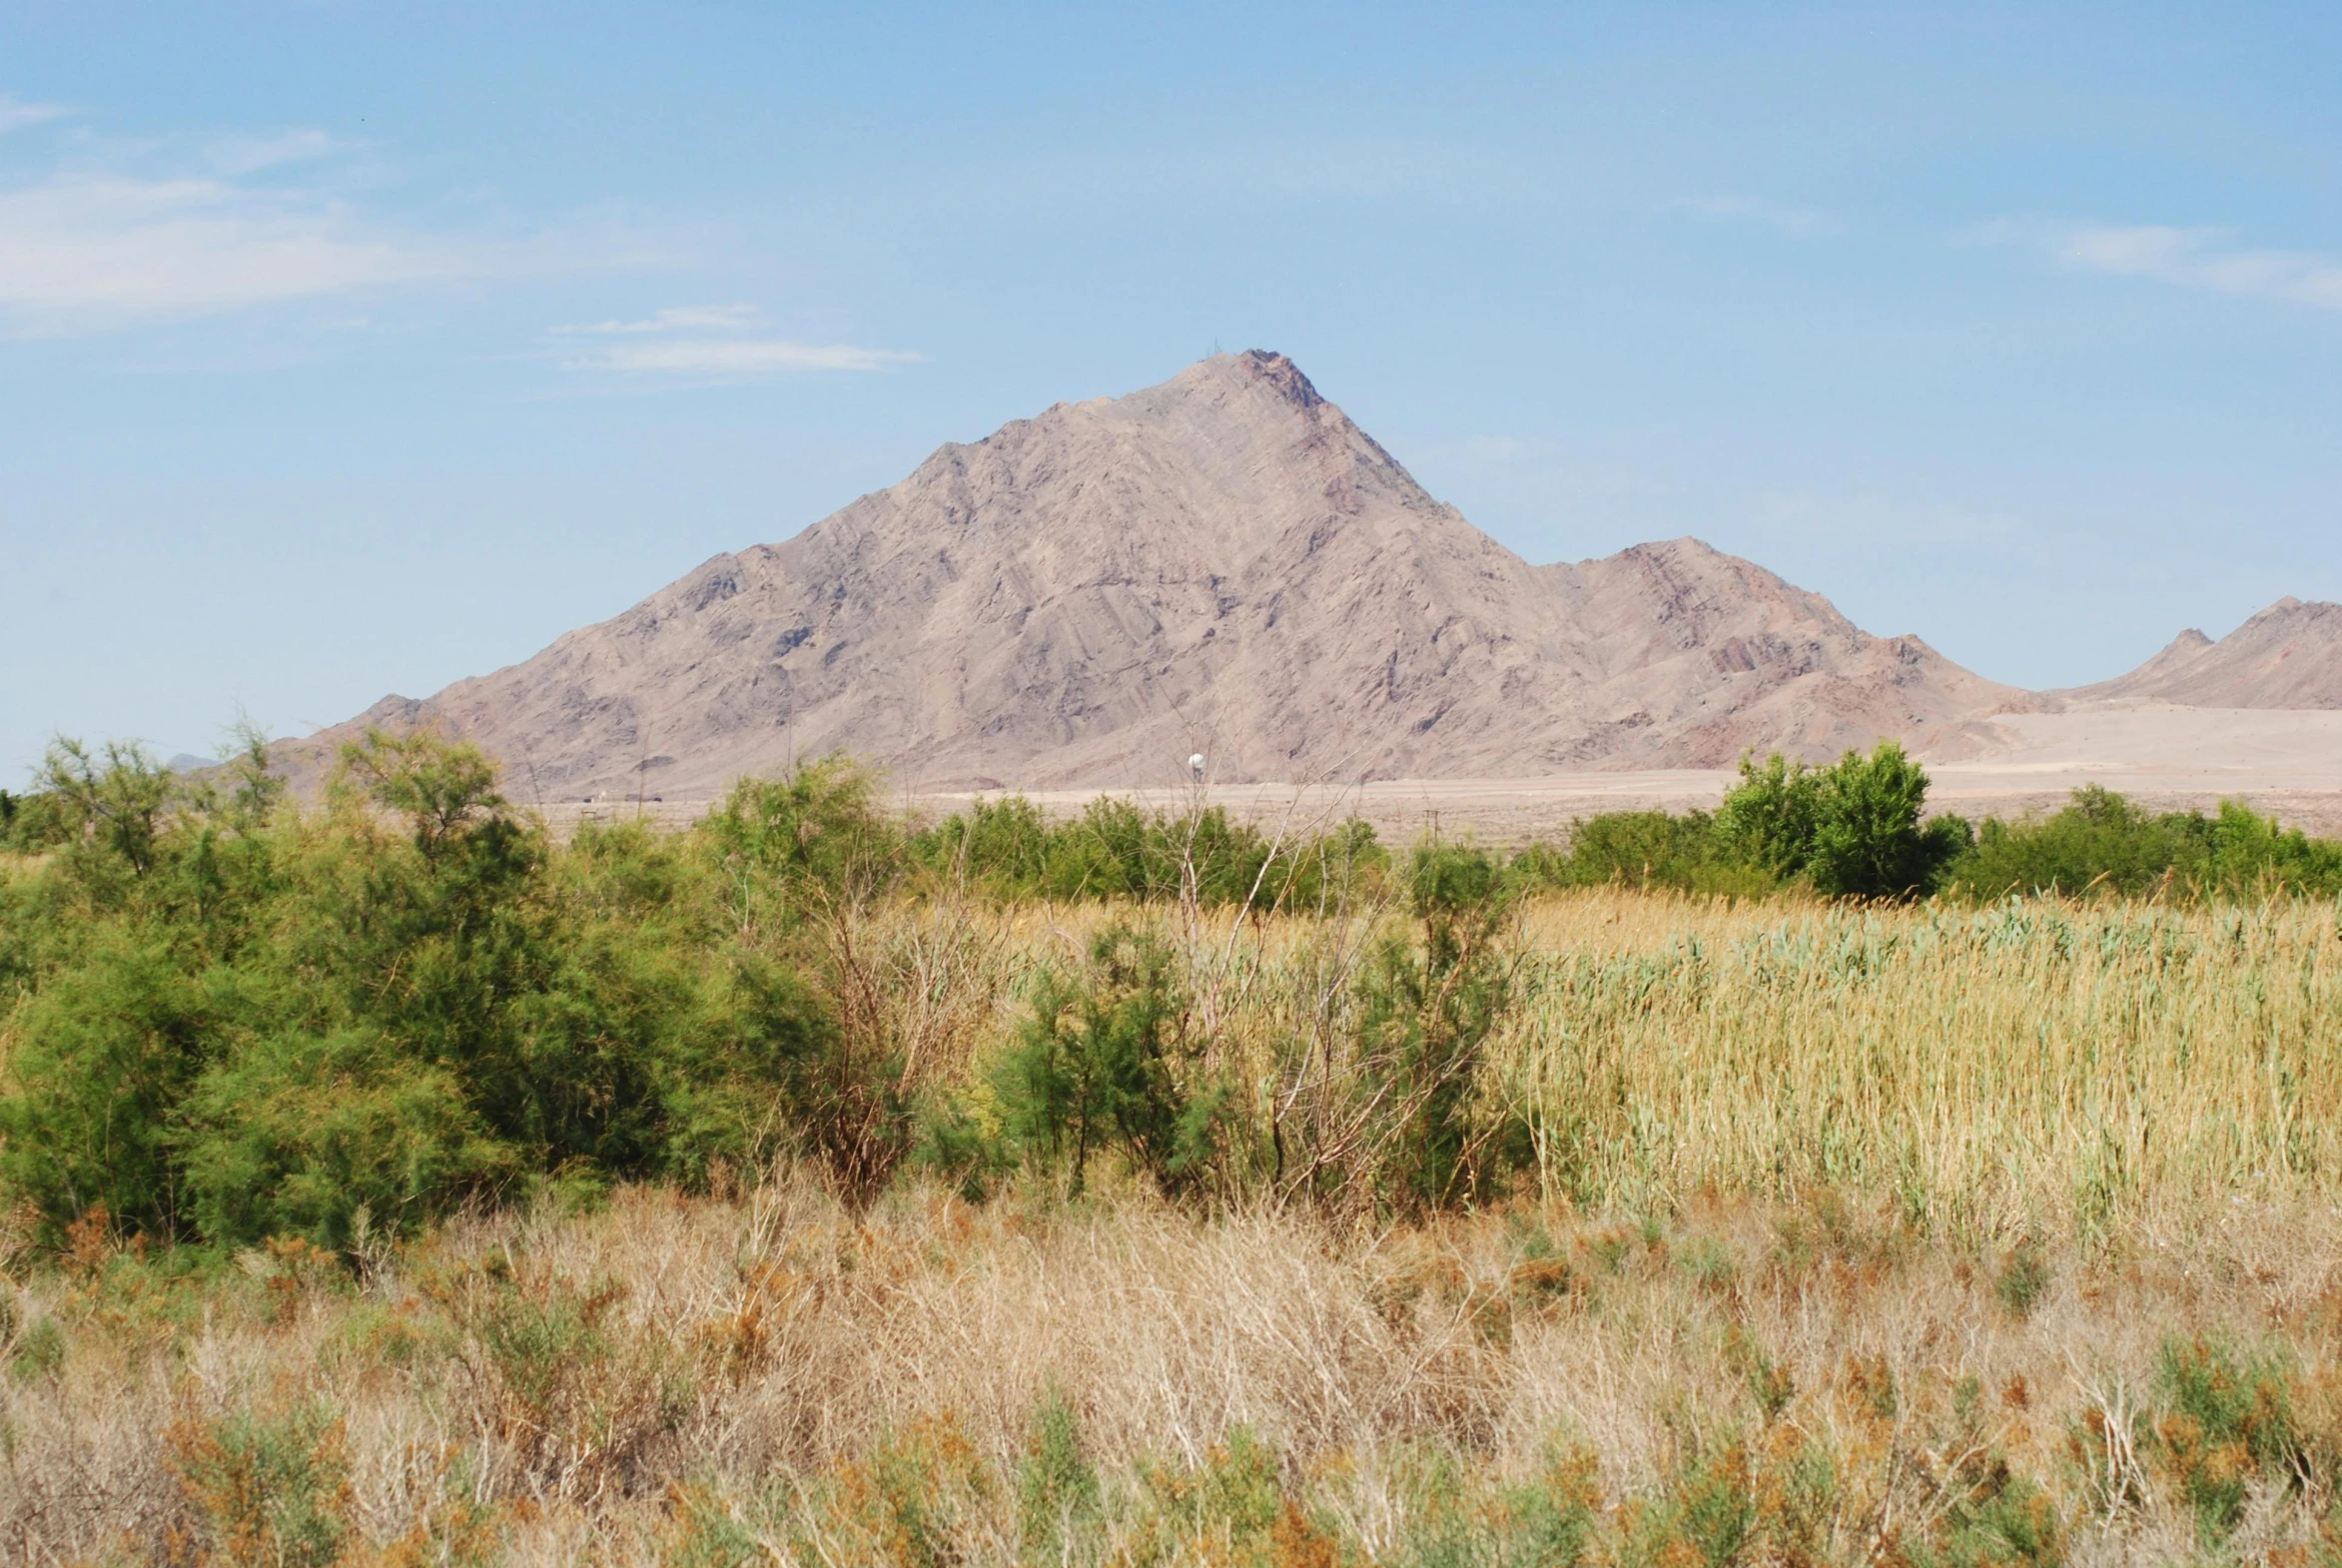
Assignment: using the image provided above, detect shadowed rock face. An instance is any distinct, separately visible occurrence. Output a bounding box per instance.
[288,351,2021,797]
[2064,599,2342,711]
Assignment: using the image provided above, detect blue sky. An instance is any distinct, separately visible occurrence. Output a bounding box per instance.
[4,2,2339,777]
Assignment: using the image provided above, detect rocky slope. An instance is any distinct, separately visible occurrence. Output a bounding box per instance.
[2063,598,2342,710]
[292,352,2022,797]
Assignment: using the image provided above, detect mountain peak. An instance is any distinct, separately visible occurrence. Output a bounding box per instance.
[1228,349,1323,405]
[2072,600,2342,710]
[1155,350,1327,410]
[282,356,2015,795]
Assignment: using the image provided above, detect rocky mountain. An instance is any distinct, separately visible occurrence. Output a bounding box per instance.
[292,352,2022,797]
[2063,598,2342,710]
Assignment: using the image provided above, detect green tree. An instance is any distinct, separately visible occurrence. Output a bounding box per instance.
[40,737,177,878]
[700,754,900,932]
[0,728,845,1246]
[179,1028,515,1247]
[1807,741,1963,898]
[995,926,1218,1194]
[1715,752,1823,881]
[1717,743,1963,899]
[0,937,215,1236]
[1349,841,1519,1210]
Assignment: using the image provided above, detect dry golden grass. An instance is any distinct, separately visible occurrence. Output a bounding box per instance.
[934,887,2342,1230]
[3,1177,2339,1563]
[5,887,2341,1563]
[1496,891,2342,1232]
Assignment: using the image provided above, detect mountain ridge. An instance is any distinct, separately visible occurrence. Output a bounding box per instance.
[2059,597,2342,711]
[287,351,2041,797]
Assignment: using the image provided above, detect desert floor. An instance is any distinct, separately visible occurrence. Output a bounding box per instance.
[537,705,2342,845]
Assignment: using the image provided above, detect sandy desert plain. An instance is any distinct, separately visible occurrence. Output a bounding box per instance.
[538,706,2342,846]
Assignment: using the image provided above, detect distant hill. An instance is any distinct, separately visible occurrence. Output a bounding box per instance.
[2063,598,2342,710]
[286,352,2026,797]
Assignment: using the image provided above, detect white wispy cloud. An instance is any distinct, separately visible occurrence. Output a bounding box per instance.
[2001,221,2342,313]
[0,94,69,136]
[1669,194,1836,237]
[203,128,340,176]
[556,304,765,335]
[0,171,472,333]
[569,336,921,375]
[553,303,916,375]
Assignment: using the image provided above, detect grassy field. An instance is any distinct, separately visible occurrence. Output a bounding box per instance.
[5,887,2340,1564]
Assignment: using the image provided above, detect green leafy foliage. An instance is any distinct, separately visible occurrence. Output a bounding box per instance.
[912,794,1386,909]
[702,754,903,929]
[0,731,838,1248]
[1018,1389,1102,1562]
[177,1028,515,1249]
[1520,756,2341,905]
[0,783,72,854]
[38,737,178,877]
[1948,787,2342,899]
[1715,752,1825,884]
[993,925,1223,1195]
[1512,809,1774,896]
[0,935,216,1235]
[1718,741,1967,898]
[1354,841,1521,1210]
[2150,1336,2306,1545]
[1520,744,1967,901]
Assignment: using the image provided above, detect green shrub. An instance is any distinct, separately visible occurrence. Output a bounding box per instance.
[177,1028,516,1248]
[995,925,1222,1195]
[1993,1237,2052,1319]
[1946,786,2342,901]
[1529,743,1968,901]
[0,785,72,854]
[910,793,1384,910]
[659,1483,772,1568]
[1490,1446,1601,1568]
[0,936,215,1237]
[1515,809,1772,896]
[1622,1440,1758,1568]
[1717,742,1963,899]
[11,1315,66,1380]
[1349,841,1521,1210]
[2151,1336,2304,1544]
[1128,1427,1289,1568]
[2207,799,2342,896]
[0,729,846,1247]
[796,1417,995,1568]
[442,1262,690,1499]
[1806,741,1951,897]
[169,1400,355,1568]
[1907,1472,2060,1567]
[1018,1389,1101,1562]
[919,794,1057,897]
[700,754,902,929]
[1716,752,1824,884]
[37,737,177,879]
